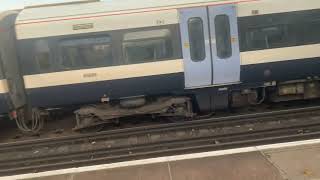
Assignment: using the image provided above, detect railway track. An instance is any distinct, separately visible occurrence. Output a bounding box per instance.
[1,105,320,176]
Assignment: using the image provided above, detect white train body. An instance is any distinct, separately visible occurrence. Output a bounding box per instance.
[1,0,320,117]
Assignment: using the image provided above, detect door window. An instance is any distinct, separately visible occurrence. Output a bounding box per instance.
[188,17,206,62]
[215,15,232,59]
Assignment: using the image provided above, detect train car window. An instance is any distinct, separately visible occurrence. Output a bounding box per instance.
[60,36,113,70]
[188,17,206,62]
[239,9,320,51]
[246,25,288,50]
[299,19,320,44]
[123,29,173,64]
[34,40,51,73]
[215,15,232,59]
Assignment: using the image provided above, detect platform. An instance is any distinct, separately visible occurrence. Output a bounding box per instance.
[3,139,320,180]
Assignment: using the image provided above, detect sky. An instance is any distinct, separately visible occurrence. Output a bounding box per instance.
[0,0,90,12]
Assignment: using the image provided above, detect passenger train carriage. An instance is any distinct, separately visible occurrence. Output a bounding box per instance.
[1,0,320,132]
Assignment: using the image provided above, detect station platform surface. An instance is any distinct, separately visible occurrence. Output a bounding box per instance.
[3,139,320,180]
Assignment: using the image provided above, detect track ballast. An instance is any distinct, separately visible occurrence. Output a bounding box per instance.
[1,106,320,176]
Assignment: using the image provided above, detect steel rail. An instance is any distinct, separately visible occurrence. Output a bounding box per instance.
[0,106,320,175]
[0,105,319,152]
[1,123,319,175]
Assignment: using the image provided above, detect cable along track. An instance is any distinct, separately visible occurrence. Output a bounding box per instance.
[1,106,320,176]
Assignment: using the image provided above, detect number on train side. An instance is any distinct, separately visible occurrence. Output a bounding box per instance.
[156,19,165,25]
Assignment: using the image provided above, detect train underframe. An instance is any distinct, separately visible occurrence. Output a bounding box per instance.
[8,78,320,133]
[71,78,320,131]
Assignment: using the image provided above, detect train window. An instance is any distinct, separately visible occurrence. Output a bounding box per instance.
[188,17,206,62]
[34,40,51,73]
[239,9,320,51]
[299,19,320,44]
[60,36,113,70]
[246,25,288,50]
[215,15,232,59]
[123,29,173,64]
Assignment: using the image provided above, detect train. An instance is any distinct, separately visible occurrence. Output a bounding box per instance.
[1,0,320,133]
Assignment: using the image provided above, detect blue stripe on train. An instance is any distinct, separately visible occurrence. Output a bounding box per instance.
[241,57,320,83]
[26,73,185,108]
[0,93,9,114]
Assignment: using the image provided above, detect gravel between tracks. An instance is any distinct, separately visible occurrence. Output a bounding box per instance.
[0,106,320,176]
